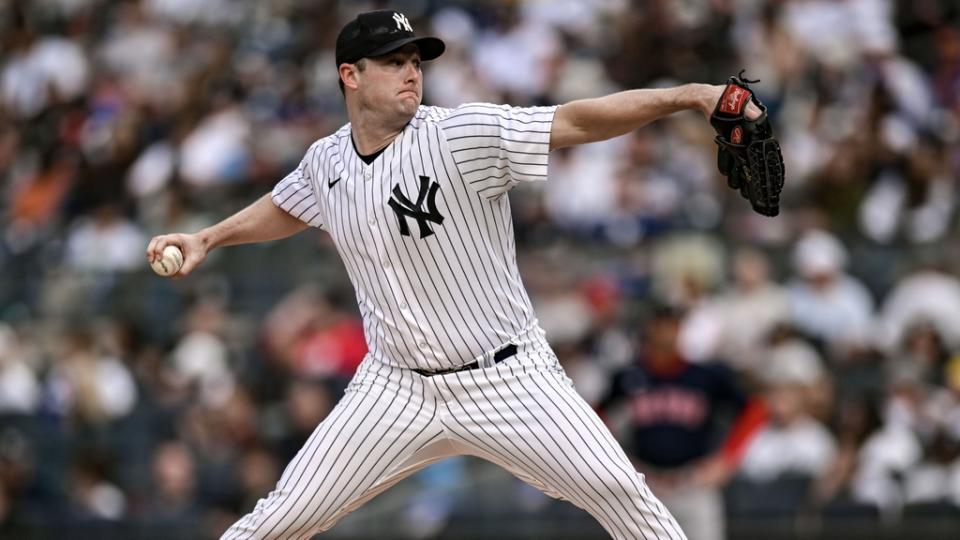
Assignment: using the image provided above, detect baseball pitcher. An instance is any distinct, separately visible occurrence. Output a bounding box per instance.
[147,9,783,540]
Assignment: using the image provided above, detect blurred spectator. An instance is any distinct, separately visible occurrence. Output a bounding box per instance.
[276,378,334,464]
[64,202,147,272]
[874,265,960,354]
[599,306,762,540]
[762,338,834,421]
[262,285,366,383]
[781,0,884,69]
[887,321,953,389]
[814,393,885,510]
[470,2,563,103]
[0,324,40,413]
[542,142,623,235]
[843,366,924,512]
[144,0,244,26]
[903,430,960,504]
[679,246,790,372]
[0,427,38,531]
[179,93,252,188]
[578,274,634,371]
[170,297,235,407]
[739,353,836,483]
[222,444,280,531]
[1,26,89,118]
[859,134,956,244]
[142,441,201,532]
[66,453,126,521]
[136,182,213,238]
[787,229,874,354]
[189,386,260,459]
[401,458,468,539]
[45,325,137,425]
[527,252,592,345]
[97,1,178,107]
[650,233,726,309]
[931,24,960,114]
[535,272,608,403]
[928,355,960,445]
[424,8,496,107]
[126,140,177,200]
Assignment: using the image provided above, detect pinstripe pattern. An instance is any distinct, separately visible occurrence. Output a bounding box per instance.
[223,338,684,539]
[271,104,554,372]
[227,102,686,539]
[222,362,452,540]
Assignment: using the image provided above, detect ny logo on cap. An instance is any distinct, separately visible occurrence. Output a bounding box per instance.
[393,12,413,32]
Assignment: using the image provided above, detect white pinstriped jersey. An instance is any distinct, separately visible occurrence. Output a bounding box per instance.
[272,104,557,371]
[230,100,687,540]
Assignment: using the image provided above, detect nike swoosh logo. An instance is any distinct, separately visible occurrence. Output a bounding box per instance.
[328,176,341,188]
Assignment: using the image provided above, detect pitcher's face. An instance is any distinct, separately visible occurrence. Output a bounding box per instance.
[356,45,423,120]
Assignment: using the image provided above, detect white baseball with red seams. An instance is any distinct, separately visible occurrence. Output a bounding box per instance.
[150,245,183,276]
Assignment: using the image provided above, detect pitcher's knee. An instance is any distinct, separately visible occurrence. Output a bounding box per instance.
[586,471,646,502]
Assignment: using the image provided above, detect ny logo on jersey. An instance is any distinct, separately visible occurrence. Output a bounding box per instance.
[393,12,413,32]
[388,176,444,238]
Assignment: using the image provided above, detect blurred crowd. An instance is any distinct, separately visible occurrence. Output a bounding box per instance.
[1,0,960,538]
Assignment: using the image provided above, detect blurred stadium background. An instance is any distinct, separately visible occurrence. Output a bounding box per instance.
[2,0,960,538]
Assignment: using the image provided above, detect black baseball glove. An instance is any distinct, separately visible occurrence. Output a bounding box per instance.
[710,72,785,217]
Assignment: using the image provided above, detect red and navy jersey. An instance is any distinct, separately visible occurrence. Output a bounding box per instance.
[600,360,747,469]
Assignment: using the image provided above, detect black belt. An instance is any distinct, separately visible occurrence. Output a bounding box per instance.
[412,344,518,377]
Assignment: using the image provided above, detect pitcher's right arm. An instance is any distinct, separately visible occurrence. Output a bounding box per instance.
[146,193,309,277]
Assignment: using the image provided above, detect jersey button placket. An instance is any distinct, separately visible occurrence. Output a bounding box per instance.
[366,167,376,227]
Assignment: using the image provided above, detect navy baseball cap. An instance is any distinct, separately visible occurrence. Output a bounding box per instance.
[335,10,445,66]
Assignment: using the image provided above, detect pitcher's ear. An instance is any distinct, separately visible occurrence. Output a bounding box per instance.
[340,63,361,92]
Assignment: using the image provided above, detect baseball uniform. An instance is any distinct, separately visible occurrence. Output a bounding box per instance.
[600,342,751,540]
[221,103,685,540]
[220,9,685,540]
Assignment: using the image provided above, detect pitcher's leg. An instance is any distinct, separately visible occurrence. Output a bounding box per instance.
[222,364,449,540]
[437,359,686,540]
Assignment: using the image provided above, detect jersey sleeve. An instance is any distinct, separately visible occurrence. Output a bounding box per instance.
[439,103,557,199]
[271,146,325,229]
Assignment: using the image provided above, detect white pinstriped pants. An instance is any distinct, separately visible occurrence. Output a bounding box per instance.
[222,338,686,540]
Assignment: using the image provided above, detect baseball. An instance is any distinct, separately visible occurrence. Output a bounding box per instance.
[151,245,184,277]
